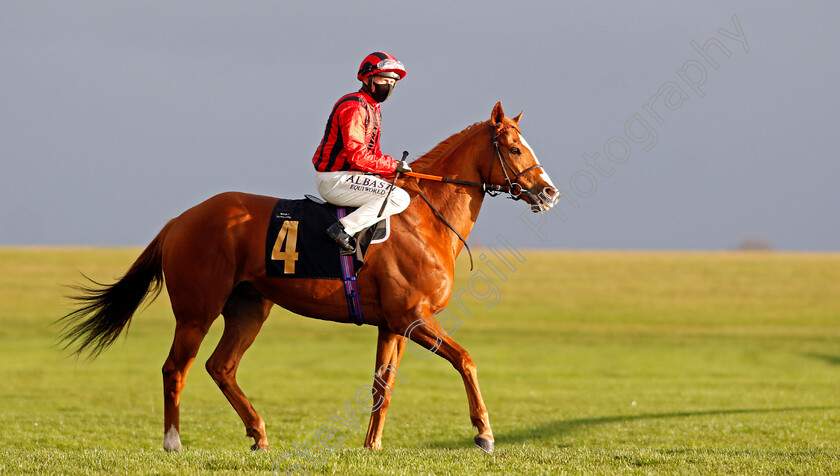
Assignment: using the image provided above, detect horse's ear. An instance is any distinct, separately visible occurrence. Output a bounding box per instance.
[491,102,505,125]
[513,110,524,124]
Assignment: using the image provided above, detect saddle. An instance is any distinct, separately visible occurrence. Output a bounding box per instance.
[264,195,388,280]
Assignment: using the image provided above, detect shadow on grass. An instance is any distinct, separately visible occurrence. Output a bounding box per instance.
[429,405,839,449]
[802,352,840,366]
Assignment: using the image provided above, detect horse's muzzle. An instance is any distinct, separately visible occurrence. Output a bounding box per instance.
[528,186,560,213]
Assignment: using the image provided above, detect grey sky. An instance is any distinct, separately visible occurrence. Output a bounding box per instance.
[1,2,838,250]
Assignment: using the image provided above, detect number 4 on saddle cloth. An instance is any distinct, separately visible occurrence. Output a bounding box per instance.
[264,195,389,280]
[264,195,388,326]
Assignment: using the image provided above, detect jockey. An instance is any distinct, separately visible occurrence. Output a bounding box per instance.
[313,51,412,254]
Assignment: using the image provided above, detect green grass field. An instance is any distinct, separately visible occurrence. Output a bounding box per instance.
[1,248,839,475]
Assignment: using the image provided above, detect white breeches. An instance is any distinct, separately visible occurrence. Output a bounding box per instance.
[316,171,411,235]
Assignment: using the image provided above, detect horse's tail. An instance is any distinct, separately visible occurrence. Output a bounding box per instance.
[57,220,174,359]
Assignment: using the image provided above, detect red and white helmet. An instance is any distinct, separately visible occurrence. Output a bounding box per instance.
[357,52,406,81]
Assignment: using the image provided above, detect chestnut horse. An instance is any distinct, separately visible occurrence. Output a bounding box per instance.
[59,102,559,454]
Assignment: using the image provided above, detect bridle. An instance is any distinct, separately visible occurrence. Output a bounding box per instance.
[487,124,545,210]
[405,123,552,208]
[405,123,557,270]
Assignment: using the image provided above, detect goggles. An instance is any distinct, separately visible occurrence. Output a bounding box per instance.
[377,59,404,71]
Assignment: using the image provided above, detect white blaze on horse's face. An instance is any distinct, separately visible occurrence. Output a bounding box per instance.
[518,134,555,188]
[518,133,560,212]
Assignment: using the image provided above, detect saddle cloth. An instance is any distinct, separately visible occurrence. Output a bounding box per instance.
[264,196,388,279]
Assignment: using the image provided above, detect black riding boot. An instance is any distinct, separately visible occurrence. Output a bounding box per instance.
[326,221,356,255]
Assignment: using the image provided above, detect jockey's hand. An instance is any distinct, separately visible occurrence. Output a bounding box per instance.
[395,161,412,173]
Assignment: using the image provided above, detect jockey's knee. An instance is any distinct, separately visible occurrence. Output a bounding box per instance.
[390,187,411,213]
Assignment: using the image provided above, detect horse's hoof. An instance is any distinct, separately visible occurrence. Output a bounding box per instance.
[251,443,269,452]
[474,435,494,454]
[163,443,181,453]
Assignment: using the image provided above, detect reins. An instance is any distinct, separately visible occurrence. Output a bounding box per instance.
[416,190,475,271]
[402,124,540,197]
[401,123,541,271]
[403,171,510,194]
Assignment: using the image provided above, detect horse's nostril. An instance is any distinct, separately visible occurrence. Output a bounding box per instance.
[539,187,559,208]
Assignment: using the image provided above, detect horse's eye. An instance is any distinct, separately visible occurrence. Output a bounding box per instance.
[510,147,521,155]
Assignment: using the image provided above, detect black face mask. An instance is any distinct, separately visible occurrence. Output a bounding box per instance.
[368,81,393,103]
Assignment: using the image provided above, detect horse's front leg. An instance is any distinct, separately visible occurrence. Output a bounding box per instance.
[400,316,494,453]
[364,327,406,450]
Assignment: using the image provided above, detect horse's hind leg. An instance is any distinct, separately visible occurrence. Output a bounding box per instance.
[162,320,213,452]
[205,282,273,450]
[364,327,406,450]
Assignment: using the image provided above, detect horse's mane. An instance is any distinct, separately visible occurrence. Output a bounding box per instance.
[410,120,488,171]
